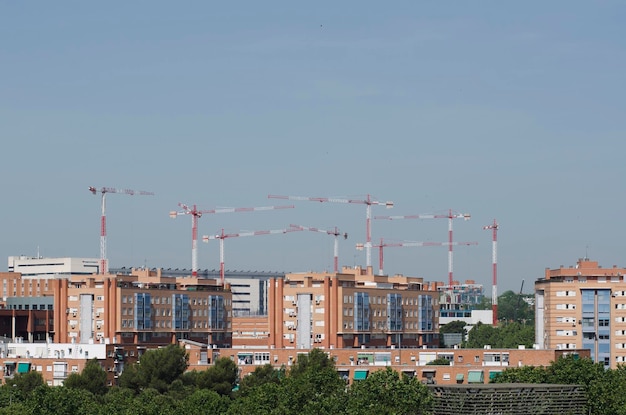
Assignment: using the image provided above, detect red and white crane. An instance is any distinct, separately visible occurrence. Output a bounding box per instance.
[170,203,294,277]
[375,209,471,285]
[483,219,499,325]
[202,226,303,285]
[88,186,154,275]
[289,224,347,273]
[358,238,478,276]
[268,194,393,269]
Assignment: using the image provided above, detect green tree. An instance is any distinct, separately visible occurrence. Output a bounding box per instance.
[191,357,239,396]
[237,363,285,398]
[176,389,232,415]
[346,367,433,415]
[8,370,45,398]
[465,321,534,348]
[497,290,534,324]
[277,349,347,415]
[119,344,188,394]
[25,385,100,415]
[64,358,108,396]
[426,358,450,366]
[587,365,626,415]
[490,365,548,384]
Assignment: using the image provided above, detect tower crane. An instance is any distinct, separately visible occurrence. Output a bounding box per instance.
[358,238,478,276]
[375,209,471,285]
[88,186,154,275]
[170,203,294,277]
[202,226,303,285]
[289,224,347,273]
[483,219,499,325]
[268,194,393,269]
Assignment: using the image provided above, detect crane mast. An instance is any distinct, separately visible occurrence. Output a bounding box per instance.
[483,219,499,325]
[363,238,478,276]
[170,203,294,277]
[269,194,393,269]
[375,209,471,285]
[202,226,302,285]
[289,224,347,273]
[88,186,154,275]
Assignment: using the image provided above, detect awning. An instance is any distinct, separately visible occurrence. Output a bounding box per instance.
[468,370,484,384]
[489,371,501,380]
[17,362,30,374]
[456,373,464,381]
[353,370,368,381]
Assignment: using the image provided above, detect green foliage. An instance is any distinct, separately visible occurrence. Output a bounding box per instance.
[346,367,433,415]
[176,389,232,415]
[545,354,604,386]
[465,321,534,348]
[280,348,347,414]
[119,344,189,394]
[490,365,548,384]
[8,370,45,397]
[497,290,534,324]
[426,358,450,366]
[26,384,100,415]
[587,365,626,415]
[439,320,467,335]
[63,358,108,397]
[237,363,284,398]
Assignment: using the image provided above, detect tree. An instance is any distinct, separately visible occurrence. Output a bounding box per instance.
[439,320,467,347]
[64,358,108,396]
[465,321,534,349]
[427,358,450,366]
[497,290,534,325]
[346,367,433,415]
[490,365,548,384]
[193,357,239,396]
[236,363,284,398]
[279,348,347,415]
[119,344,188,394]
[8,370,45,397]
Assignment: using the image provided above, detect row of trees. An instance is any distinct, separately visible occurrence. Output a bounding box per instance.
[0,346,433,415]
[3,345,626,414]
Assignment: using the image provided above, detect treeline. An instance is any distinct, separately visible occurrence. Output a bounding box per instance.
[0,346,433,415]
[3,346,624,415]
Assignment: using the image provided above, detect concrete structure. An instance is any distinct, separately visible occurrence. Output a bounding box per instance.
[266,266,440,350]
[0,268,233,348]
[112,267,281,316]
[0,338,588,387]
[8,256,99,279]
[223,344,588,386]
[535,257,626,368]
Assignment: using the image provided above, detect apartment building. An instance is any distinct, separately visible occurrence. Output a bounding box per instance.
[535,257,626,368]
[0,268,233,348]
[265,266,440,350]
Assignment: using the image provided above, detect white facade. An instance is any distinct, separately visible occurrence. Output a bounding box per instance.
[7,256,99,278]
[439,309,494,332]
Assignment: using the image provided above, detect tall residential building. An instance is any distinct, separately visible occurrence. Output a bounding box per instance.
[0,268,233,347]
[112,267,280,316]
[535,258,626,368]
[266,266,440,350]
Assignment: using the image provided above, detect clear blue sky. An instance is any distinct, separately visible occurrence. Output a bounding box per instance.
[1,2,625,294]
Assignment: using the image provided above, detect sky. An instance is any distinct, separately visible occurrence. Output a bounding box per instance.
[1,2,625,295]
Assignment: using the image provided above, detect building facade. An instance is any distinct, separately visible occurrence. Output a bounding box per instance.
[0,268,233,348]
[266,266,440,350]
[535,257,626,368]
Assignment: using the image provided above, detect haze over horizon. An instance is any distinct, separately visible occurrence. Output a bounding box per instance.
[2,2,625,294]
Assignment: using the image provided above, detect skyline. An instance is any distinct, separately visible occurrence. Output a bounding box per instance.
[2,2,625,294]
